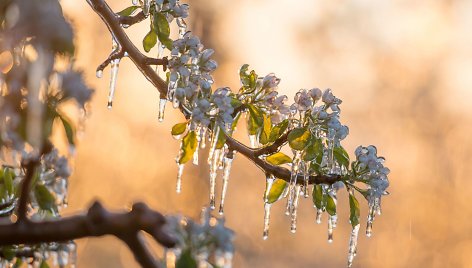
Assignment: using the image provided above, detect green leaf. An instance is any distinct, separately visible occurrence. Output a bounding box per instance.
[230,97,242,109]
[215,126,226,149]
[259,114,271,145]
[58,114,74,146]
[171,122,187,136]
[326,194,336,216]
[239,64,250,86]
[247,104,263,135]
[178,131,198,164]
[303,137,322,161]
[2,246,15,261]
[40,260,50,268]
[231,111,242,131]
[267,179,287,204]
[349,192,360,227]
[176,249,197,268]
[266,152,292,165]
[153,12,172,49]
[34,184,56,211]
[333,146,350,169]
[312,184,323,209]
[269,119,288,142]
[13,258,23,268]
[3,168,14,195]
[287,127,311,151]
[143,29,157,52]
[117,6,139,16]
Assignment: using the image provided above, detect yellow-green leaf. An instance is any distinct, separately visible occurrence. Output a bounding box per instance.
[117,6,139,16]
[247,104,263,135]
[326,194,336,216]
[303,137,322,161]
[58,114,74,146]
[267,179,287,204]
[269,119,288,142]
[288,127,311,151]
[312,184,323,209]
[171,122,187,136]
[266,152,292,165]
[3,168,14,195]
[178,131,198,164]
[40,260,50,268]
[334,146,350,168]
[153,12,172,49]
[259,114,271,145]
[143,29,157,52]
[34,184,56,211]
[215,126,226,149]
[349,192,360,227]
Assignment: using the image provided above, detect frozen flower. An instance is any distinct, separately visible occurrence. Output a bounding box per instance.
[293,89,313,112]
[262,73,280,89]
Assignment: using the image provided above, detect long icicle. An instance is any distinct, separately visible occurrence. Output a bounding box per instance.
[107,37,120,109]
[209,149,221,210]
[158,98,167,122]
[290,185,301,233]
[219,151,235,215]
[347,224,360,268]
[176,164,184,194]
[208,127,220,165]
[262,203,272,240]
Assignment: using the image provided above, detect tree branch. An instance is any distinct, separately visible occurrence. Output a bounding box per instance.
[1,201,175,267]
[119,11,146,27]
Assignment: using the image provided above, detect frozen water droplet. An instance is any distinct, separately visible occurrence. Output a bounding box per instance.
[219,154,234,215]
[96,70,103,78]
[132,0,138,5]
[263,202,272,240]
[108,37,120,109]
[207,128,220,165]
[176,164,184,193]
[347,224,360,267]
[366,221,373,237]
[158,98,167,122]
[107,101,113,109]
[328,215,334,243]
[316,209,322,224]
[248,134,259,148]
[200,127,207,149]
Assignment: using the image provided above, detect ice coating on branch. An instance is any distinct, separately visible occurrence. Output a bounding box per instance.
[219,153,234,215]
[262,203,272,240]
[347,224,360,267]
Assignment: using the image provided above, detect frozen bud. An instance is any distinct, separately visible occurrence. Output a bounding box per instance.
[186,36,200,47]
[262,73,280,89]
[318,110,328,120]
[60,69,94,108]
[202,59,218,72]
[335,125,349,140]
[197,99,211,111]
[322,88,335,104]
[200,49,214,63]
[174,88,185,100]
[293,90,313,111]
[310,88,322,101]
[178,66,190,77]
[173,4,189,18]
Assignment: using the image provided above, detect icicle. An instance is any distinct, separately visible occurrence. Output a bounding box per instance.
[193,126,201,165]
[207,127,220,165]
[176,17,187,39]
[143,0,151,16]
[68,241,77,268]
[219,153,234,215]
[263,175,275,202]
[209,149,221,209]
[328,215,334,243]
[176,164,184,193]
[156,42,165,73]
[303,161,310,198]
[108,38,120,109]
[158,98,167,122]
[286,151,301,216]
[347,224,360,268]
[248,134,259,148]
[200,127,207,149]
[218,146,225,170]
[316,208,323,224]
[262,203,272,240]
[96,70,103,78]
[290,185,301,233]
[366,201,376,237]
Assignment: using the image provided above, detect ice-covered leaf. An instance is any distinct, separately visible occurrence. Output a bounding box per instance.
[117,6,139,16]
[333,146,350,169]
[176,249,197,268]
[3,168,14,195]
[269,119,288,142]
[259,114,271,145]
[153,12,172,49]
[266,152,292,165]
[179,131,198,164]
[215,126,226,149]
[58,113,75,146]
[247,104,263,135]
[1,246,15,261]
[143,29,157,52]
[267,179,287,204]
[349,192,360,227]
[312,184,323,209]
[34,184,56,211]
[40,260,50,268]
[171,122,187,136]
[303,137,322,161]
[326,194,336,216]
[288,127,311,151]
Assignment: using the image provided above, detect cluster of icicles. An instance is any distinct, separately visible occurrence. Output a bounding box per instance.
[174,126,234,216]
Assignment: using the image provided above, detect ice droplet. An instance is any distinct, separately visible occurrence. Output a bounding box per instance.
[263,174,275,203]
[262,202,272,240]
[208,127,220,165]
[158,98,167,122]
[219,154,234,215]
[366,203,375,237]
[347,224,360,268]
[248,134,258,148]
[132,0,138,5]
[108,38,120,109]
[96,70,103,78]
[176,164,184,193]
[328,215,334,243]
[200,127,207,149]
[316,208,323,224]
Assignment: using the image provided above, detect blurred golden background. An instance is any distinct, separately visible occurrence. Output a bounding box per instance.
[58,0,472,267]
